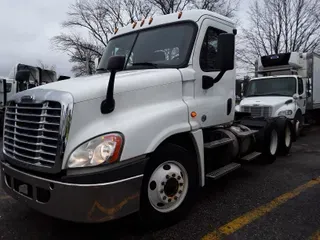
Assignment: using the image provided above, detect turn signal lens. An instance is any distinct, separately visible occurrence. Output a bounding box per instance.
[191,111,197,118]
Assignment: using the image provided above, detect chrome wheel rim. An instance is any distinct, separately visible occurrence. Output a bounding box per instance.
[148,161,189,213]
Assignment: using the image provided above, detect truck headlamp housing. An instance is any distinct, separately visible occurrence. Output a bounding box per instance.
[278,110,293,116]
[67,133,123,168]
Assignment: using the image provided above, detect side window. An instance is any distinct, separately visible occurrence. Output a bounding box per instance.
[298,78,304,95]
[200,27,225,72]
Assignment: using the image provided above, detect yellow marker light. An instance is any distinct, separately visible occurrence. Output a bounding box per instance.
[178,11,183,19]
[114,28,118,34]
[140,19,145,27]
[149,17,153,25]
[191,111,197,118]
[132,22,137,28]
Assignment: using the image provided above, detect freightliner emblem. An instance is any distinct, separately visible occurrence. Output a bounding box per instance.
[20,95,35,103]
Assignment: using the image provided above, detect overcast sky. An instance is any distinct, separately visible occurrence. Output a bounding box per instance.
[0,0,250,78]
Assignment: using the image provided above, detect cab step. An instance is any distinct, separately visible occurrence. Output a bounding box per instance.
[206,163,241,180]
[204,138,234,149]
[241,151,261,161]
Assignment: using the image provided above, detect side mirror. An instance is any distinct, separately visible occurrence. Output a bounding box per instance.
[107,55,125,72]
[216,33,235,71]
[15,70,30,83]
[293,93,299,100]
[100,55,126,114]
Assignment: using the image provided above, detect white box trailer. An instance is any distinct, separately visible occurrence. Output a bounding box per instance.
[305,53,320,110]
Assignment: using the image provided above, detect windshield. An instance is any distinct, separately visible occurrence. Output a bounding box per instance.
[245,77,296,97]
[98,22,196,71]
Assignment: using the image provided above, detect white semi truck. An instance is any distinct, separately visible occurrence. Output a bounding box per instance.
[236,52,320,137]
[0,64,70,133]
[1,10,294,227]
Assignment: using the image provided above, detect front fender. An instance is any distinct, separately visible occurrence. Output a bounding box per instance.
[62,81,190,169]
[274,103,296,119]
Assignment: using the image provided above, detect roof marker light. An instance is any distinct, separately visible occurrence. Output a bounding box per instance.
[178,11,183,19]
[114,28,118,34]
[132,21,137,28]
[149,17,153,25]
[140,19,145,27]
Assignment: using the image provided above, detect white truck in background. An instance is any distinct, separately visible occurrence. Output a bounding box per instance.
[1,10,294,227]
[0,63,70,132]
[236,52,320,137]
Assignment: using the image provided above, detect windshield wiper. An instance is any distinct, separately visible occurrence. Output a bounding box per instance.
[260,93,289,96]
[246,93,289,97]
[96,68,109,73]
[132,62,158,68]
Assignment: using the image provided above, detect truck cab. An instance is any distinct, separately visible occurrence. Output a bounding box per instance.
[236,52,311,136]
[1,10,292,227]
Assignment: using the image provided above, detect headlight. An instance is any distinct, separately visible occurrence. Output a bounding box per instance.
[67,133,123,168]
[278,110,293,116]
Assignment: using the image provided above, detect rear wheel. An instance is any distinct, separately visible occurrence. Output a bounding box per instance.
[139,143,199,229]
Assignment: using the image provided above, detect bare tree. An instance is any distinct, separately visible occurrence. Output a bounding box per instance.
[148,0,239,16]
[37,60,56,71]
[238,0,320,70]
[52,0,154,76]
[191,0,239,17]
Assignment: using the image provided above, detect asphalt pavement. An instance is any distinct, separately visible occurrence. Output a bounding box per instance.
[1,127,320,240]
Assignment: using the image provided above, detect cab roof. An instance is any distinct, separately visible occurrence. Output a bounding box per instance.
[113,9,235,38]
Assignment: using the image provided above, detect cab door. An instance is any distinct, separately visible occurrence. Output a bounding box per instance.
[297,77,307,114]
[191,18,235,128]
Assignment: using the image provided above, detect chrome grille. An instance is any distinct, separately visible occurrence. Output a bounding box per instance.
[3,101,61,168]
[241,106,272,118]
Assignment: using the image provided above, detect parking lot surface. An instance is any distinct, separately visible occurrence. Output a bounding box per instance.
[1,127,320,240]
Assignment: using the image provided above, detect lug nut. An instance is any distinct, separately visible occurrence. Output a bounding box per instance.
[168,198,172,202]
[174,196,178,200]
[160,190,164,193]
[166,175,170,179]
[161,182,165,186]
[172,173,176,177]
[177,176,181,180]
[179,183,183,186]
[179,190,182,194]
[163,196,167,200]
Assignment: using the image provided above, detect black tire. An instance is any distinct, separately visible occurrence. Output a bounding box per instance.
[256,121,279,164]
[139,143,199,229]
[293,111,303,138]
[276,117,293,156]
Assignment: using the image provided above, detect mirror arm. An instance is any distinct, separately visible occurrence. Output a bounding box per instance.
[100,71,116,114]
[214,70,227,83]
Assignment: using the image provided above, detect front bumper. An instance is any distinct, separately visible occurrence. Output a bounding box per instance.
[1,161,144,223]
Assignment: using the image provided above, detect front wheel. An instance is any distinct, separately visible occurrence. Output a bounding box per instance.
[139,143,199,229]
[293,111,303,138]
[276,118,294,156]
[257,121,280,164]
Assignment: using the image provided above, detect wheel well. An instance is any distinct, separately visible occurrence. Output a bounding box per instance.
[160,132,197,157]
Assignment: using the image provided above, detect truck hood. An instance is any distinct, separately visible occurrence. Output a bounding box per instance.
[36,69,182,103]
[240,96,293,107]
